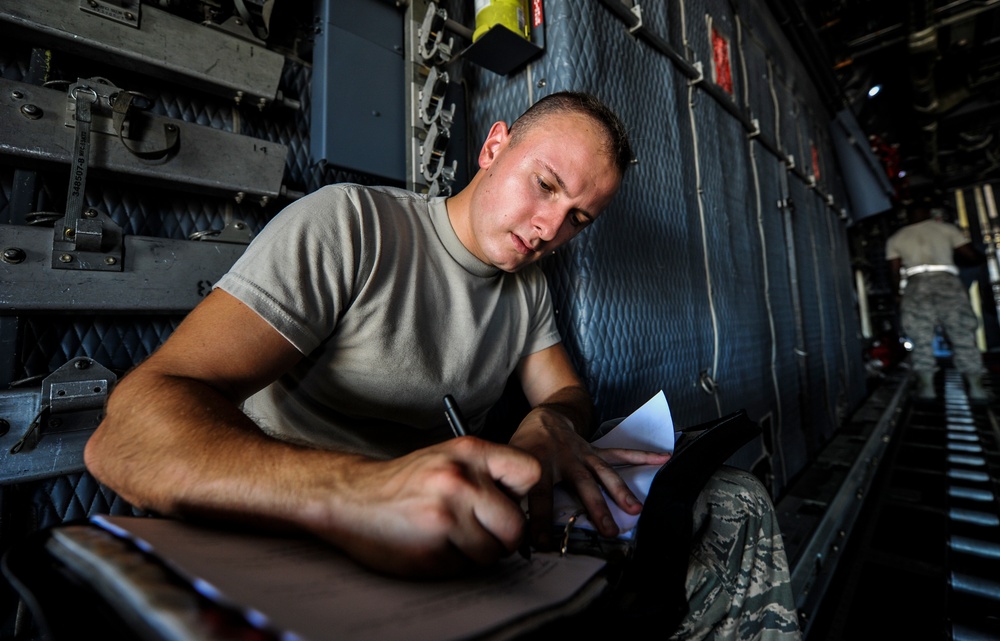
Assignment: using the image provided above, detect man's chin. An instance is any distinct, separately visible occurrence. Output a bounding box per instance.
[487,244,541,272]
[502,254,540,273]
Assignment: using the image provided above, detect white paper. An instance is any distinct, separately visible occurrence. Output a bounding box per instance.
[552,391,675,537]
[591,390,674,451]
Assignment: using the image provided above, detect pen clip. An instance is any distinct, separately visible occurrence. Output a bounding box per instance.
[444,410,460,435]
[443,394,468,437]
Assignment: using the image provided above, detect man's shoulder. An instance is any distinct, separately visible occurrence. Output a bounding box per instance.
[890,218,952,238]
[313,183,426,206]
[924,218,968,241]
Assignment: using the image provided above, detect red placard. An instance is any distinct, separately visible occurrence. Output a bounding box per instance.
[712,27,733,96]
[531,0,544,28]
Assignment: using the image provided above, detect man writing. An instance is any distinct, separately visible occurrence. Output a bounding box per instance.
[85,92,800,639]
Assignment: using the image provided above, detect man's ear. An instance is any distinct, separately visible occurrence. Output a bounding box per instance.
[478,121,510,169]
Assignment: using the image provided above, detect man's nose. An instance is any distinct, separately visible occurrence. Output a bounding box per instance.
[533,208,567,242]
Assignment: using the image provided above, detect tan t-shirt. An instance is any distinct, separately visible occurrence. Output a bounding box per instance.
[216,184,561,458]
[885,218,968,269]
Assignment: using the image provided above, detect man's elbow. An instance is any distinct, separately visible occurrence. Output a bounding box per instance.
[83,422,109,484]
[84,378,148,504]
[84,409,127,493]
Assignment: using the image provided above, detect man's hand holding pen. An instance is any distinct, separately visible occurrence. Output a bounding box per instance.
[444,395,531,560]
[321,432,539,578]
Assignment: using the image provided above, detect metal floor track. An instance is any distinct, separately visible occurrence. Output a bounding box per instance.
[784,366,1000,640]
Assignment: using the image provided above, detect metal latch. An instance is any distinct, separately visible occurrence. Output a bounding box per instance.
[10,357,117,455]
[51,77,183,271]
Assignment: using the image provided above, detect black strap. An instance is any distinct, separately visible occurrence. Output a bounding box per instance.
[64,86,98,232]
[112,91,180,161]
[614,409,762,630]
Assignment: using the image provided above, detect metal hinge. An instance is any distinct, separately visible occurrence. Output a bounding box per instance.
[1,357,117,483]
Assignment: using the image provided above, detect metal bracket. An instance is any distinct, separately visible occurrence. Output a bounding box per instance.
[699,370,719,395]
[51,207,125,272]
[79,0,140,28]
[628,4,643,34]
[1,358,116,483]
[419,66,455,127]
[688,61,704,86]
[418,2,453,65]
[43,358,116,418]
[203,14,267,46]
[426,177,453,198]
[420,120,457,184]
[189,219,254,245]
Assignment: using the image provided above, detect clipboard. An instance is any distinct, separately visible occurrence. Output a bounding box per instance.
[556,409,762,632]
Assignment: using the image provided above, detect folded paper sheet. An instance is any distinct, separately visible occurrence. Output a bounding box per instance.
[552,390,675,538]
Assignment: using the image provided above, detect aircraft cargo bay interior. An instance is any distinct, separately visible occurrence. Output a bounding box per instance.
[1,1,999,640]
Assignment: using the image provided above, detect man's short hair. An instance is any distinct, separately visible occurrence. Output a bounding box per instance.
[508,91,634,178]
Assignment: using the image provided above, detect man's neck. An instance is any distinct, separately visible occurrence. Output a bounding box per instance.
[443,173,481,259]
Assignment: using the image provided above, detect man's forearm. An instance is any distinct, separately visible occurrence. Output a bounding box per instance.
[531,385,596,439]
[85,366,361,531]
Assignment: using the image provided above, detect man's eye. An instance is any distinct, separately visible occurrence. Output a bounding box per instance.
[570,213,590,228]
[537,177,553,192]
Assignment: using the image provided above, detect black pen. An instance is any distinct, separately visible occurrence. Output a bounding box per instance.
[442,394,530,560]
[443,394,468,437]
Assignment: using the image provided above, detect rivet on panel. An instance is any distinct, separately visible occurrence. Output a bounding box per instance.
[2,248,26,264]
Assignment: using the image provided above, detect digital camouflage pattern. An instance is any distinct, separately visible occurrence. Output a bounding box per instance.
[669,466,802,641]
[900,272,982,376]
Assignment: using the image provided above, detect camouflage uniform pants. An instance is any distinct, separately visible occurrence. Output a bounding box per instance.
[900,273,983,376]
[669,466,801,641]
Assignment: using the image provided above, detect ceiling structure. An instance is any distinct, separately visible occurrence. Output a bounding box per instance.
[777,0,1000,203]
